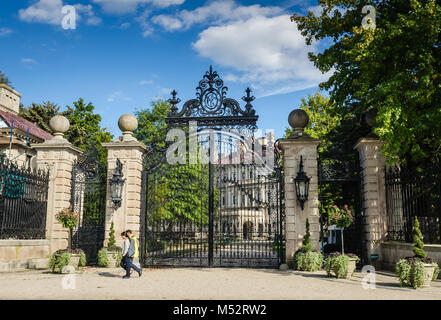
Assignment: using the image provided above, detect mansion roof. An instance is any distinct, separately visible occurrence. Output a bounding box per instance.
[0,110,53,141]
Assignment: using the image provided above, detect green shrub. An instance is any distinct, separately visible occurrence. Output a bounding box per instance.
[293,251,323,272]
[108,222,116,250]
[98,248,108,267]
[292,218,324,272]
[98,248,122,267]
[396,258,439,289]
[293,251,305,270]
[49,251,71,273]
[410,261,425,289]
[412,217,427,260]
[304,251,324,271]
[325,253,359,278]
[79,252,87,267]
[432,263,439,280]
[395,217,440,289]
[302,219,312,252]
[396,259,412,287]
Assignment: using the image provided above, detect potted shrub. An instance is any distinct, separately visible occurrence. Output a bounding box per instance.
[291,219,324,272]
[324,205,359,279]
[52,206,85,271]
[49,249,86,273]
[98,222,122,268]
[325,252,360,279]
[395,217,439,289]
[55,205,78,252]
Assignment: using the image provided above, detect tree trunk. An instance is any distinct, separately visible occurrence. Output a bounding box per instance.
[68,228,72,252]
[341,228,344,255]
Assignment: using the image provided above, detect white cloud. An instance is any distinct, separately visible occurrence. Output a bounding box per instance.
[120,22,131,29]
[19,0,63,25]
[91,0,185,15]
[75,4,102,26]
[21,58,38,65]
[159,88,172,95]
[0,28,13,37]
[107,91,132,102]
[18,0,101,26]
[139,79,153,86]
[151,15,183,31]
[136,10,154,37]
[152,0,283,31]
[192,14,330,97]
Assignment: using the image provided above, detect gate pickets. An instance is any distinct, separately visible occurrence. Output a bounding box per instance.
[318,158,364,264]
[70,147,107,265]
[140,67,285,268]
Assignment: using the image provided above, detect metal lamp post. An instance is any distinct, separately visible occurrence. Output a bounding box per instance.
[110,158,125,210]
[294,155,310,210]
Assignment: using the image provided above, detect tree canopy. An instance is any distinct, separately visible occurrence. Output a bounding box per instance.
[135,99,217,225]
[0,70,12,87]
[291,0,441,167]
[20,101,60,134]
[19,98,113,168]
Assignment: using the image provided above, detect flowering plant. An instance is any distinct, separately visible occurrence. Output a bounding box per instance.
[328,204,354,229]
[55,205,79,229]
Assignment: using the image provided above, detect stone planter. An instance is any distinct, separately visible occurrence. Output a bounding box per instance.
[106,250,121,268]
[69,253,81,269]
[420,263,436,288]
[52,252,83,274]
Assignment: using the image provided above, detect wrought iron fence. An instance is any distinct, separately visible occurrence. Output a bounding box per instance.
[385,165,441,243]
[0,156,49,239]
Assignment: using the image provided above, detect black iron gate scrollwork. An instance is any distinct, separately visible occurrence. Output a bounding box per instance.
[318,158,365,264]
[70,145,107,265]
[140,66,285,268]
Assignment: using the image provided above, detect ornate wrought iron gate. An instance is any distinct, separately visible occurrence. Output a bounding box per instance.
[140,67,285,268]
[318,158,365,264]
[70,147,107,264]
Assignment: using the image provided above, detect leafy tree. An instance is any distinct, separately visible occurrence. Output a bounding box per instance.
[0,70,12,87]
[63,98,113,153]
[285,91,342,154]
[19,101,60,134]
[284,91,368,234]
[291,0,441,168]
[134,98,170,149]
[135,99,218,225]
[20,98,112,170]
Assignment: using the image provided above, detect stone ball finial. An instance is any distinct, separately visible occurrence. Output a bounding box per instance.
[365,109,377,128]
[49,115,70,138]
[288,109,309,137]
[118,114,138,134]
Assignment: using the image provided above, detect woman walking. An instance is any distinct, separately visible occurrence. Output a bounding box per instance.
[120,232,130,277]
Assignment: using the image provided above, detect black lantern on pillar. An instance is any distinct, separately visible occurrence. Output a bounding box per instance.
[294,155,310,210]
[110,158,125,210]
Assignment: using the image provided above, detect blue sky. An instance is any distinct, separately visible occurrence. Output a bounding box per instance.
[0,0,329,139]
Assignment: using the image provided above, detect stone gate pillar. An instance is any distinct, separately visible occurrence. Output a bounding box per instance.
[354,121,387,263]
[33,115,83,254]
[102,114,146,250]
[278,110,320,263]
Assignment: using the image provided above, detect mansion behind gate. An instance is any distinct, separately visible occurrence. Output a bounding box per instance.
[215,135,278,242]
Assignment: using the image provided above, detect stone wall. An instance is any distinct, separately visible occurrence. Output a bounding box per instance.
[381,241,441,278]
[0,240,50,272]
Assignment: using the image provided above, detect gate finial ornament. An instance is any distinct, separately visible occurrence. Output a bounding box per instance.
[165,66,258,129]
[288,109,310,138]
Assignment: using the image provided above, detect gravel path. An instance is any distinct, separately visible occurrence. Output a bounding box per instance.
[0,267,441,300]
